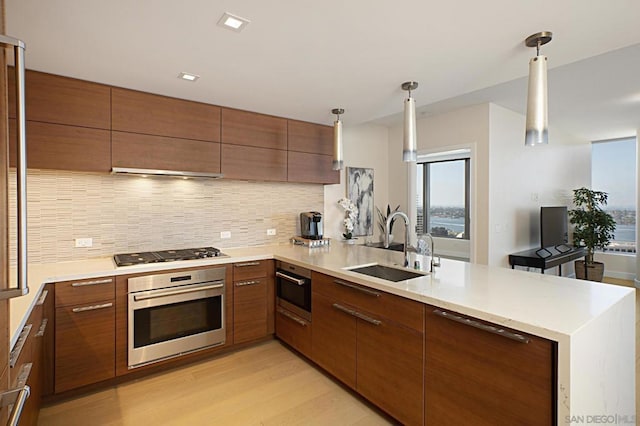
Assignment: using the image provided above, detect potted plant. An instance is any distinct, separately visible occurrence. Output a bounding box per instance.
[376,204,400,242]
[568,187,616,282]
[338,198,358,242]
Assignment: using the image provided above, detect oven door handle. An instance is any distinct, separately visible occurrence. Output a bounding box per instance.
[133,281,224,302]
[275,271,306,286]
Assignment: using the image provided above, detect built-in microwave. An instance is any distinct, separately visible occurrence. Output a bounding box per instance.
[275,261,311,322]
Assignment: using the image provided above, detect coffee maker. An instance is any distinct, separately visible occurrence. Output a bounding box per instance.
[300,212,323,240]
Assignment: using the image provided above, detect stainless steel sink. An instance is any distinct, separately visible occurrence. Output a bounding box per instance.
[346,263,428,282]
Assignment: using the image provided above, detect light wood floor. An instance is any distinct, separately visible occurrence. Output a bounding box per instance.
[38,340,392,426]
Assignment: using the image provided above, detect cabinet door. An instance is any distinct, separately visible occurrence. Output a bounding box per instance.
[425,307,555,425]
[55,301,115,393]
[221,144,287,182]
[112,88,221,142]
[310,292,356,389]
[287,120,333,155]
[112,131,221,173]
[233,278,269,344]
[287,151,339,184]
[275,307,311,357]
[222,108,287,150]
[357,316,424,426]
[9,70,111,129]
[9,120,111,172]
[55,276,114,307]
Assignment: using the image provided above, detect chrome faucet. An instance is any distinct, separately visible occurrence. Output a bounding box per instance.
[422,233,441,272]
[385,211,411,267]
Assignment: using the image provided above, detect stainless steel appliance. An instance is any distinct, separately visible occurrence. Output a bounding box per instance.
[300,212,323,240]
[275,261,311,321]
[114,246,226,267]
[127,267,226,368]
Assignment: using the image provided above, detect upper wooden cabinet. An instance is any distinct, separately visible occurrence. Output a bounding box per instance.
[9,119,111,172]
[221,144,287,182]
[112,131,221,173]
[9,70,111,129]
[288,151,339,184]
[112,88,221,142]
[221,108,287,150]
[287,120,333,155]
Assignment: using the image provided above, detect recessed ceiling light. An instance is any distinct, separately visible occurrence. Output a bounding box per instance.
[178,72,199,82]
[217,12,250,32]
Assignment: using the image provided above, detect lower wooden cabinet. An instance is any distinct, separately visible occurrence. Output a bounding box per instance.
[424,307,555,425]
[233,278,270,344]
[311,274,425,425]
[274,307,312,358]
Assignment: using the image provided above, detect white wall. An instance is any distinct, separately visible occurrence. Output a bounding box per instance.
[487,104,590,271]
[388,104,490,263]
[324,123,390,242]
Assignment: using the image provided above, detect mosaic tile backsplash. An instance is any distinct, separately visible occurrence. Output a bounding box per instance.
[9,170,324,265]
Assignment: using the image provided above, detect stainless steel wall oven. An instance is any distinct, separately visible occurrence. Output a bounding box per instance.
[127,267,225,368]
[275,261,311,321]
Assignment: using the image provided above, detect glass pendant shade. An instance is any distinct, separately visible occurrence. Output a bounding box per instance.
[403,96,417,161]
[525,54,549,146]
[332,117,343,170]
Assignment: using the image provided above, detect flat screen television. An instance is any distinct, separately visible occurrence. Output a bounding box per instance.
[540,206,568,248]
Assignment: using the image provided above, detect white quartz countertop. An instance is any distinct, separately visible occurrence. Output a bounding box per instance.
[10,243,634,347]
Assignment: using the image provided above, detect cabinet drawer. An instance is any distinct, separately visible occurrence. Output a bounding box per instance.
[312,272,424,332]
[275,306,311,358]
[233,260,271,281]
[55,276,115,307]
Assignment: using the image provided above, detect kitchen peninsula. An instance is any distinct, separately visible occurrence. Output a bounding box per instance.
[10,243,635,425]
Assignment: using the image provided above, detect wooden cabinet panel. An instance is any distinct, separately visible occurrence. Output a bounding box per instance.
[287,151,339,184]
[275,307,311,357]
[9,120,111,172]
[287,120,333,155]
[310,292,357,389]
[112,88,220,142]
[358,316,424,426]
[55,276,114,307]
[222,108,287,150]
[312,272,423,331]
[55,302,115,393]
[221,144,287,182]
[9,70,111,129]
[112,131,221,173]
[425,307,555,425]
[233,260,269,282]
[233,278,269,344]
[41,285,55,398]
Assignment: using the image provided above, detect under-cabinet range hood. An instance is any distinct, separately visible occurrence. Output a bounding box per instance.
[111,167,223,179]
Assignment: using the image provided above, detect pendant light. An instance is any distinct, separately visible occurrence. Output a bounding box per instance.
[331,108,344,170]
[401,81,418,161]
[524,31,552,146]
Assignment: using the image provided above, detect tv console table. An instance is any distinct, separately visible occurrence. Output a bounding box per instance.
[508,246,587,275]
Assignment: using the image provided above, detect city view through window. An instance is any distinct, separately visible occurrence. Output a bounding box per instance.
[592,138,636,253]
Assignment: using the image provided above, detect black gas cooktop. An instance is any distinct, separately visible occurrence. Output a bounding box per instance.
[113,247,227,267]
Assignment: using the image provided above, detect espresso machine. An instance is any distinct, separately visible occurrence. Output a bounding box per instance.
[300,211,323,240]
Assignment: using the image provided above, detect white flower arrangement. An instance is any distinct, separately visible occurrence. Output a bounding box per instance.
[337,197,358,239]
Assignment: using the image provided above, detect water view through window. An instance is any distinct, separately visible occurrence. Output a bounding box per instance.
[592,137,636,253]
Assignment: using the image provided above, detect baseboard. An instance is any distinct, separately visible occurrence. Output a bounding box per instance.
[604,271,636,281]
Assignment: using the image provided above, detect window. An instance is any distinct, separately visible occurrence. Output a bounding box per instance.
[591,137,636,253]
[416,152,470,239]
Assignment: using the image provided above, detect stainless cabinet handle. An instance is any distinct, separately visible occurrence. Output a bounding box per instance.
[0,35,28,300]
[0,385,30,426]
[333,280,380,297]
[72,302,113,313]
[332,303,382,326]
[276,271,306,286]
[235,280,260,287]
[71,278,113,287]
[235,262,260,267]
[277,307,308,327]
[35,318,48,338]
[432,309,530,344]
[9,324,32,368]
[36,289,48,306]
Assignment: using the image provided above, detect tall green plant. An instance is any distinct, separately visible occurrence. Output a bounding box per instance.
[568,187,616,264]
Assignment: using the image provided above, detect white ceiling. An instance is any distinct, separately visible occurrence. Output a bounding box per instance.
[6,0,640,141]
